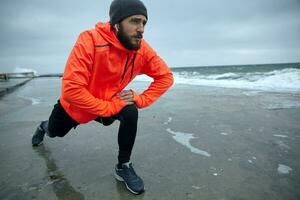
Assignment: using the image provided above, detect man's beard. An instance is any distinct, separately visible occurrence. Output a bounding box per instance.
[116,26,142,51]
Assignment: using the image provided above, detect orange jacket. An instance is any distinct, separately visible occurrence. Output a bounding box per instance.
[60,22,174,123]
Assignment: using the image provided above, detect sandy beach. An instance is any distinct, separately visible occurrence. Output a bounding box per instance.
[0,77,299,199]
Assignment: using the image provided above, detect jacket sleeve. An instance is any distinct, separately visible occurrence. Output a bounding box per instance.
[61,31,126,117]
[131,42,174,108]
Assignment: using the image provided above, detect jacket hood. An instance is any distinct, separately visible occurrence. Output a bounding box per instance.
[95,22,140,52]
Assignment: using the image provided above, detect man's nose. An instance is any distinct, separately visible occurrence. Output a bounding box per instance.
[137,23,144,33]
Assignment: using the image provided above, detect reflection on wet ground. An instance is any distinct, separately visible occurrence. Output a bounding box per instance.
[33,145,85,200]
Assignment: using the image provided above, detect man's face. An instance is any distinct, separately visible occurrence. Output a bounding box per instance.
[116,14,147,50]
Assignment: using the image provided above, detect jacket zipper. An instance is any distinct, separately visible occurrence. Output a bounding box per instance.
[130,53,137,81]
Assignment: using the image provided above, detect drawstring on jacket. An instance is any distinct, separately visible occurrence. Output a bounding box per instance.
[121,53,137,83]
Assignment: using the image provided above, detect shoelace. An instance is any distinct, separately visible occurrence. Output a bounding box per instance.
[122,165,138,180]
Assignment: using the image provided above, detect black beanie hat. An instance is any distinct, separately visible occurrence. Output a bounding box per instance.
[109,0,148,26]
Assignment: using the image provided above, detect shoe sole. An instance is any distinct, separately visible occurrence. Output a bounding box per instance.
[114,173,145,195]
[32,141,43,146]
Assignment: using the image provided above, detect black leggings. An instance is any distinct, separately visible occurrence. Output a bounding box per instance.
[41,100,138,164]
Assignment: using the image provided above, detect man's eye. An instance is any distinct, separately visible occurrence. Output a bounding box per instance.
[131,19,139,24]
[130,18,147,26]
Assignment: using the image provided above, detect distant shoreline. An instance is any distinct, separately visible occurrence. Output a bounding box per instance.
[37,74,63,78]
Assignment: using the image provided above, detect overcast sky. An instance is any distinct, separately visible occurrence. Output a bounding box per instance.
[1,0,300,74]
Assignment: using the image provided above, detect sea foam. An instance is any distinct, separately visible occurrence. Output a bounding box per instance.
[133,67,300,92]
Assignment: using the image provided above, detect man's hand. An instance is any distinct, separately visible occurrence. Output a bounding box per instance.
[116,90,134,105]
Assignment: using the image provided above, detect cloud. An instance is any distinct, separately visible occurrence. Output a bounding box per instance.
[0,0,299,73]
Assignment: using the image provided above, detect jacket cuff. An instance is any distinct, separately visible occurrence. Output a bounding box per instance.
[110,97,127,115]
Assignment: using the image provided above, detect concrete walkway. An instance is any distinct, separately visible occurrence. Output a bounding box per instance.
[0,77,299,200]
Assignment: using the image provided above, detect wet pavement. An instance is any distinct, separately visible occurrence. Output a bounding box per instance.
[0,78,32,98]
[0,77,300,200]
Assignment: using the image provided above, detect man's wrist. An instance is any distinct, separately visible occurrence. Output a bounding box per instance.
[130,89,142,108]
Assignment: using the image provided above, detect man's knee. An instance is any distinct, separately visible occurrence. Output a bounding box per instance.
[119,104,138,122]
[47,121,71,137]
[47,127,63,138]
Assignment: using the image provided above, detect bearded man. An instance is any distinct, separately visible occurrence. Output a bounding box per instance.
[32,0,173,195]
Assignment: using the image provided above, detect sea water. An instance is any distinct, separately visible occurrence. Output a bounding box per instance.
[134,63,300,93]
